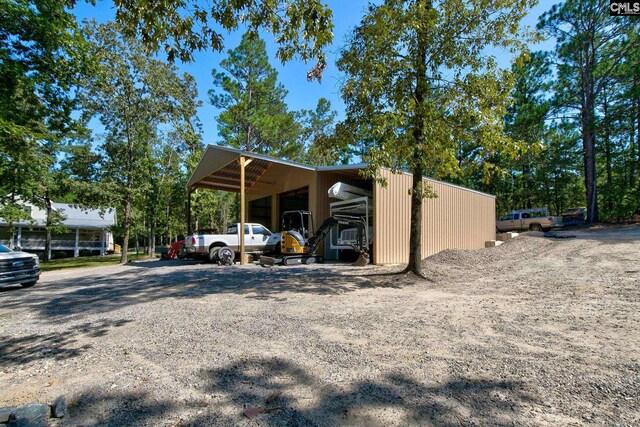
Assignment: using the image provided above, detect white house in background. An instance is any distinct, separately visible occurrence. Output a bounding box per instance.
[0,201,116,258]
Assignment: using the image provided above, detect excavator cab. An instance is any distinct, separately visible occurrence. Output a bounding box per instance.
[280,211,314,254]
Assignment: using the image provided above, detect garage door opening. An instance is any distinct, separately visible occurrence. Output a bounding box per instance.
[249,196,272,230]
[278,187,309,231]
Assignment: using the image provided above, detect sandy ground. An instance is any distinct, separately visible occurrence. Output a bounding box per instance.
[0,225,638,426]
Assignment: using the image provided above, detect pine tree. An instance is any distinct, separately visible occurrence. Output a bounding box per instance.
[209,32,303,159]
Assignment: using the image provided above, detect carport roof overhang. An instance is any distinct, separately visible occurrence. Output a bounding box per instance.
[186,144,367,192]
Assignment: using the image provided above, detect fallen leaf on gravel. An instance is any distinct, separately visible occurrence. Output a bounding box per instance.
[243,406,283,420]
[243,407,265,420]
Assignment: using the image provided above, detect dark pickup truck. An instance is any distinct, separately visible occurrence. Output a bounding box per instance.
[0,244,41,288]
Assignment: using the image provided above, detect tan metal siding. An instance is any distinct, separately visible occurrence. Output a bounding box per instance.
[374,169,495,264]
[246,164,317,231]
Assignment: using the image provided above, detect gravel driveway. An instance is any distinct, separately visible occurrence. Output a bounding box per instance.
[1,225,639,426]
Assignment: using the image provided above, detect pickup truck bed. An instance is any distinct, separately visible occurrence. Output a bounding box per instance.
[183,223,273,262]
[497,210,563,232]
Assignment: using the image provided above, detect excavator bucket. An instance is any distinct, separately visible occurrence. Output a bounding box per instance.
[259,255,278,267]
[352,252,370,267]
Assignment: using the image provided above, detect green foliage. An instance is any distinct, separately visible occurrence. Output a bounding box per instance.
[593,23,640,221]
[190,188,238,233]
[339,0,535,187]
[466,51,581,215]
[209,32,303,159]
[112,0,334,80]
[0,0,87,223]
[300,98,349,166]
[80,20,203,262]
[539,0,639,222]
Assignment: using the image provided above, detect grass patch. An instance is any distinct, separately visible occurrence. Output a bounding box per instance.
[40,253,155,272]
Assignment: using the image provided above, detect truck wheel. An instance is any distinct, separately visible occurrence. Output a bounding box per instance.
[530,224,543,232]
[208,246,221,263]
[216,246,234,266]
[21,281,37,288]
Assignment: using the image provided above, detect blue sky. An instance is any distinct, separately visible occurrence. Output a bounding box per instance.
[73,1,557,145]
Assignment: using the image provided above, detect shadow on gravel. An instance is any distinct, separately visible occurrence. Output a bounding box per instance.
[62,357,537,426]
[194,356,536,426]
[67,389,183,427]
[124,259,206,269]
[0,284,29,293]
[0,319,131,367]
[0,265,411,322]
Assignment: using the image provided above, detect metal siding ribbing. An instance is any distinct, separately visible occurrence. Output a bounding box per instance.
[374,169,410,264]
[374,170,495,264]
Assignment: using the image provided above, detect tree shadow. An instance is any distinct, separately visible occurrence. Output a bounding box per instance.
[0,319,131,367]
[63,356,537,426]
[0,284,30,293]
[0,264,413,322]
[193,356,536,426]
[67,388,179,427]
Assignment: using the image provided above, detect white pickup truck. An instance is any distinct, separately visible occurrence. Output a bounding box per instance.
[183,223,273,264]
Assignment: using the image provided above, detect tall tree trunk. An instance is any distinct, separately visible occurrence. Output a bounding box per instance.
[406,164,425,275]
[121,188,132,263]
[166,204,171,243]
[120,141,133,263]
[582,87,598,223]
[603,91,613,215]
[246,87,252,151]
[148,223,155,258]
[44,190,52,263]
[222,200,228,232]
[8,194,16,249]
[553,175,561,215]
[121,117,135,264]
[636,86,640,205]
[404,0,429,277]
[630,103,636,190]
[543,176,551,213]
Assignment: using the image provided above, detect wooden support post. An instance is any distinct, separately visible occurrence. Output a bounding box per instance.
[187,188,192,235]
[239,156,246,265]
[74,228,80,257]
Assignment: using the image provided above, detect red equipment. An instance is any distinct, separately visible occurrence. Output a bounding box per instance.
[166,240,185,260]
